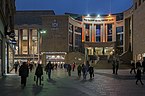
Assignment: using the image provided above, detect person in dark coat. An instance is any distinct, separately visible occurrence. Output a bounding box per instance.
[142,60,145,74]
[88,65,94,79]
[82,63,87,80]
[67,64,72,76]
[19,62,29,87]
[136,61,141,69]
[112,58,116,74]
[130,60,136,74]
[135,67,144,85]
[77,64,82,79]
[45,61,53,79]
[35,64,43,85]
[14,61,19,73]
[115,57,120,75]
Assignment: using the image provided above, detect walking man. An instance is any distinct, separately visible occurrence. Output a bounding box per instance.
[77,64,82,79]
[135,67,144,85]
[35,64,43,85]
[19,62,29,88]
[130,60,136,74]
[46,61,53,79]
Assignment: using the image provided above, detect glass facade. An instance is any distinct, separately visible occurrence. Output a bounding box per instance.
[15,29,38,55]
[85,24,90,41]
[96,25,101,42]
[107,24,112,42]
[22,29,28,54]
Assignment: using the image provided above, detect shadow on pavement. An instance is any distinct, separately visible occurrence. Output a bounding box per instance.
[94,72,141,80]
[47,79,57,85]
[32,84,43,95]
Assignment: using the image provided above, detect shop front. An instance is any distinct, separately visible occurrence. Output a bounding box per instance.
[84,42,116,61]
[42,52,66,66]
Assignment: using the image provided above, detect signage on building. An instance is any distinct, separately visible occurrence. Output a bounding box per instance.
[51,19,59,30]
[83,17,114,23]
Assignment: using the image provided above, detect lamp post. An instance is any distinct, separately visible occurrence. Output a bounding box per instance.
[38,29,46,64]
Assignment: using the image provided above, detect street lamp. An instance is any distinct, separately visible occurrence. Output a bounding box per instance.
[38,29,46,64]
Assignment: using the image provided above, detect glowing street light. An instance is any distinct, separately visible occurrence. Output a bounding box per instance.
[40,30,46,34]
[97,14,100,18]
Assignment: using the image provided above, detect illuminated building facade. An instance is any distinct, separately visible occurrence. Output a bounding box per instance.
[0,0,16,75]
[14,11,83,65]
[14,10,55,63]
[80,14,124,61]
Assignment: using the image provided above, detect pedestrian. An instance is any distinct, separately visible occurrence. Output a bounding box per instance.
[77,64,82,79]
[19,62,29,88]
[67,64,72,76]
[86,61,90,72]
[115,55,120,75]
[135,67,144,85]
[82,63,87,80]
[45,61,53,79]
[142,60,145,74]
[130,60,136,74]
[35,64,43,85]
[88,65,94,79]
[29,62,33,72]
[112,57,116,74]
[14,61,19,73]
[136,60,141,69]
[72,62,76,71]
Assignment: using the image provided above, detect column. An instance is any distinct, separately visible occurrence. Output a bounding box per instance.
[89,24,92,42]
[92,24,95,42]
[18,29,23,54]
[101,24,104,42]
[82,24,85,42]
[28,29,32,54]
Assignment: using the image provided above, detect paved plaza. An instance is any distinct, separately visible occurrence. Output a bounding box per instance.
[0,68,145,96]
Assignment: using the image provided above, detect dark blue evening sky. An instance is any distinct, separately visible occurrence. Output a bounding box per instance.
[16,0,133,15]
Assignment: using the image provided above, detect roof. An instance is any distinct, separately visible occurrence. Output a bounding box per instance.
[14,10,55,25]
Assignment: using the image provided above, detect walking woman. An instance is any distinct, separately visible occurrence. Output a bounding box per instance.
[35,64,43,85]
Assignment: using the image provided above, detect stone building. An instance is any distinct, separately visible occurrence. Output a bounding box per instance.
[133,0,145,61]
[0,0,16,76]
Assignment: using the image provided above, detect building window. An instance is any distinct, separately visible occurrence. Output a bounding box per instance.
[116,34,123,46]
[139,0,141,6]
[69,32,73,45]
[116,26,123,33]
[22,29,28,54]
[135,2,137,9]
[96,25,101,42]
[107,24,112,42]
[85,24,90,41]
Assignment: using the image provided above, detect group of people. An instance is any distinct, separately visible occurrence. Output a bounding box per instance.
[77,61,94,80]
[18,60,95,88]
[18,61,42,88]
